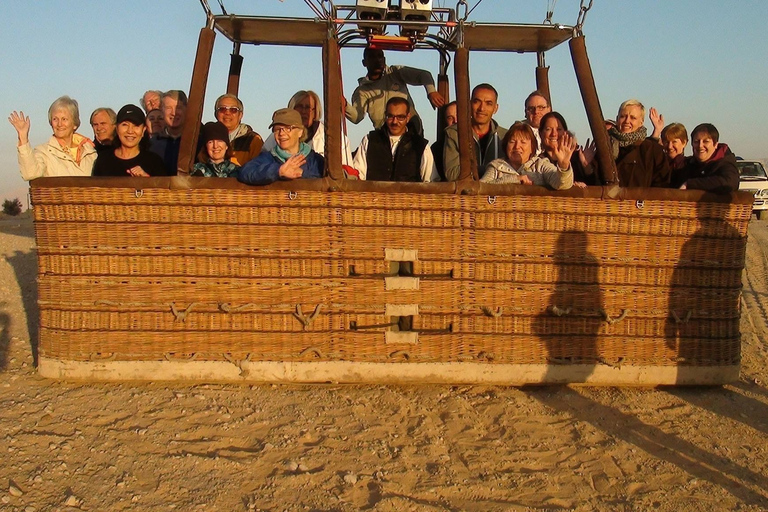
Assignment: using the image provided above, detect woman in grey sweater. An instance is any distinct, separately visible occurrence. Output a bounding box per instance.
[481,121,575,190]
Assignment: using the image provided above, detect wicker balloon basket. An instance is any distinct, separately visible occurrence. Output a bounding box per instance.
[31,177,751,385]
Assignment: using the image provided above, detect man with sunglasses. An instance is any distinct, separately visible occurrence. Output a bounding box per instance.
[213,94,263,166]
[351,97,438,182]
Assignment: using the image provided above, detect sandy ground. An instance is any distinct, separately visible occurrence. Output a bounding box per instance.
[1,212,768,512]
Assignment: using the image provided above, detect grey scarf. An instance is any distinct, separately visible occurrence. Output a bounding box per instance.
[608,126,647,159]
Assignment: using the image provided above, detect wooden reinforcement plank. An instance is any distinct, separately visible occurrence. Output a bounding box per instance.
[38,357,739,386]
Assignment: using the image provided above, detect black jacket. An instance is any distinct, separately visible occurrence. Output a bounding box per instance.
[366,127,428,182]
[683,143,739,194]
[616,138,671,188]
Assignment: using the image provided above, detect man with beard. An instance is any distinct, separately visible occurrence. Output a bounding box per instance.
[351,97,438,182]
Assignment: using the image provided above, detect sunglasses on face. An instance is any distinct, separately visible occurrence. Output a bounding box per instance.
[216,106,241,114]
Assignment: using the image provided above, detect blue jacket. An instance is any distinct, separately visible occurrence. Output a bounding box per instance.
[238,150,324,185]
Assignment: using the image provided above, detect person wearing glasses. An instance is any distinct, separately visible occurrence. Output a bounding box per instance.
[522,91,552,152]
[213,93,263,166]
[238,108,323,186]
[351,97,438,182]
[262,90,352,164]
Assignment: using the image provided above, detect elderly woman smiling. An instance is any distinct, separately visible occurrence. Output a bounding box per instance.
[609,99,670,187]
[238,108,324,186]
[8,96,97,180]
[480,121,574,190]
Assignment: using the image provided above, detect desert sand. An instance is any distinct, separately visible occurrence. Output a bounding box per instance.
[1,212,767,512]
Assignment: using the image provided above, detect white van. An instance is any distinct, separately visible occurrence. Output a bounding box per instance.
[737,160,768,219]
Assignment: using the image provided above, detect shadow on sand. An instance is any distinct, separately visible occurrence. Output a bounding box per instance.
[0,310,9,371]
[664,197,743,383]
[4,250,39,366]
[527,386,768,506]
[526,217,767,506]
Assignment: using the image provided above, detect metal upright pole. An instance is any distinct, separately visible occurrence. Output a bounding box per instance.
[436,51,450,141]
[569,35,617,185]
[178,23,216,175]
[227,43,243,95]
[535,51,551,108]
[322,25,344,181]
[454,46,475,181]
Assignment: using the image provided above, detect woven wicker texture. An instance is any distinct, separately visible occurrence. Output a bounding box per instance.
[32,185,750,371]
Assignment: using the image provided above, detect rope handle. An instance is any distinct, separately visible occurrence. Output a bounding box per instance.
[480,306,503,318]
[222,353,253,365]
[223,353,253,377]
[299,346,325,359]
[600,309,628,325]
[219,303,257,313]
[477,351,495,362]
[671,310,693,324]
[164,352,198,362]
[548,305,572,317]
[170,302,199,322]
[293,304,323,330]
[389,350,411,361]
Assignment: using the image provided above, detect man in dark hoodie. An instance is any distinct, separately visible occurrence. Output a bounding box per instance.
[680,123,739,193]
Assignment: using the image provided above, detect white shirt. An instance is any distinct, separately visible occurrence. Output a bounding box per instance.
[352,131,439,182]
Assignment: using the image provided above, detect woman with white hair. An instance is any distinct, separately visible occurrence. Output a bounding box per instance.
[8,96,97,180]
[609,99,670,187]
[262,90,353,164]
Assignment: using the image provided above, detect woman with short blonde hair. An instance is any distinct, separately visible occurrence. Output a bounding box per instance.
[608,99,670,187]
[9,95,96,180]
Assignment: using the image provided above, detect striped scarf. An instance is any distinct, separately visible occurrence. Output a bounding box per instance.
[608,126,647,159]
